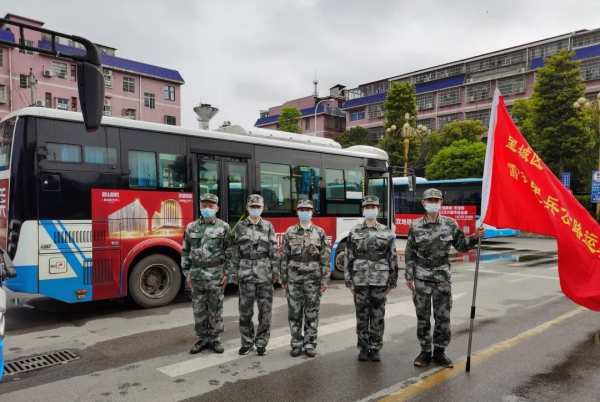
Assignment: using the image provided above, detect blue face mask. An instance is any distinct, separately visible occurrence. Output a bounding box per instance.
[298,211,312,222]
[201,208,216,220]
[363,209,378,219]
[248,208,262,218]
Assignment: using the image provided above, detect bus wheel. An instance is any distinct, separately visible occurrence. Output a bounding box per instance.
[331,242,346,280]
[129,254,182,308]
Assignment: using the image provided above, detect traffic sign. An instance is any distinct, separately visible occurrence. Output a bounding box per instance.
[592,170,600,203]
[562,172,571,188]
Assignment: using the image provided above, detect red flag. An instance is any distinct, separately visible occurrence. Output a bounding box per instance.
[481,90,600,311]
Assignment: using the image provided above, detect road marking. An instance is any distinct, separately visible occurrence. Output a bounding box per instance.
[376,306,586,402]
[508,277,531,283]
[465,268,558,281]
[157,293,466,377]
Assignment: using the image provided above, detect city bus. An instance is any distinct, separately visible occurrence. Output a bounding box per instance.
[393,177,520,238]
[0,108,392,307]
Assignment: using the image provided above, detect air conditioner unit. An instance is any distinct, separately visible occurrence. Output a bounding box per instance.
[103,110,113,117]
[517,68,527,73]
[104,99,111,106]
[56,103,68,110]
[468,96,476,102]
[103,69,112,76]
[466,78,475,84]
[34,100,44,106]
[43,69,53,77]
[425,103,433,109]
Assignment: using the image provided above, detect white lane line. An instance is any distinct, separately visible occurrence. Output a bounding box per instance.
[156,293,467,377]
[508,277,531,283]
[466,268,558,281]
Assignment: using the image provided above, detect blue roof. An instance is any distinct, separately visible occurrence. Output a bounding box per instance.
[416,74,465,94]
[0,29,15,43]
[531,44,600,70]
[37,40,184,83]
[341,92,387,110]
[255,104,345,126]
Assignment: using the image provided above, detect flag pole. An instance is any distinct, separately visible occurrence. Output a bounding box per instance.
[466,230,483,372]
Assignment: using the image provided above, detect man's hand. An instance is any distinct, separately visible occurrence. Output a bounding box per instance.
[474,226,486,239]
[281,283,288,291]
[406,280,414,292]
[349,285,355,295]
[320,284,328,293]
[386,286,391,295]
[221,276,229,289]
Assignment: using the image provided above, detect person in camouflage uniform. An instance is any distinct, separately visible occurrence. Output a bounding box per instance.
[182,193,232,355]
[230,194,279,357]
[405,188,485,368]
[345,195,398,362]
[280,199,331,358]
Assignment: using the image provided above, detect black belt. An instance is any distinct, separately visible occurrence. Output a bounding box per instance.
[291,254,320,263]
[241,251,269,260]
[193,259,224,268]
[356,252,386,261]
[417,256,449,267]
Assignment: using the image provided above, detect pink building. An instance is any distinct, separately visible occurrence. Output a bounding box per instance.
[0,14,184,125]
[254,85,346,139]
[343,28,600,143]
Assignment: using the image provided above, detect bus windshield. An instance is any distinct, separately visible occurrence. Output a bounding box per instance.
[0,117,15,172]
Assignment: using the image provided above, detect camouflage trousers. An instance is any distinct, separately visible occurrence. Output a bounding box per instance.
[239,282,274,348]
[412,279,452,352]
[191,279,224,342]
[286,281,322,348]
[354,286,387,351]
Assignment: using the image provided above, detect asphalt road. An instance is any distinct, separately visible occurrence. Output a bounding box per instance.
[1,238,599,402]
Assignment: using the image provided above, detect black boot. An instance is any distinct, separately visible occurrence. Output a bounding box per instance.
[433,347,453,368]
[414,350,432,366]
[369,350,381,362]
[211,341,225,354]
[358,349,369,361]
[190,340,209,354]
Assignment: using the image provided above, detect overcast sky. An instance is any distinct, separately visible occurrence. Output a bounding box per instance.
[4,0,600,129]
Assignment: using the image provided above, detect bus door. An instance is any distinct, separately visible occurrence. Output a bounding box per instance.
[193,155,249,228]
[365,169,391,228]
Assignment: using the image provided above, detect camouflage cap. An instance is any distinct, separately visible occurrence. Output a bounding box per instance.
[247,194,264,206]
[361,195,380,207]
[423,188,443,200]
[200,193,219,204]
[297,199,314,209]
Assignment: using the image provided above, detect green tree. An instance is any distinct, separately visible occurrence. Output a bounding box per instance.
[277,106,302,134]
[380,82,421,174]
[425,140,486,180]
[334,126,374,148]
[528,49,595,176]
[423,120,487,163]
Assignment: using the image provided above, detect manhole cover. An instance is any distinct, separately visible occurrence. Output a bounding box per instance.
[3,350,80,376]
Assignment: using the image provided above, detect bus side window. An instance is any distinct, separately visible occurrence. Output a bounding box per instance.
[260,162,292,212]
[129,150,157,188]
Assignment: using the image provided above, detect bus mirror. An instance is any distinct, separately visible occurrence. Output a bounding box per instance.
[408,175,416,192]
[77,61,104,132]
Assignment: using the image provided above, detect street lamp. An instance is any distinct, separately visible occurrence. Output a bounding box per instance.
[386,113,427,177]
[573,93,600,218]
[313,96,334,137]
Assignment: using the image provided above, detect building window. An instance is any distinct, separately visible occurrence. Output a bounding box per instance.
[416,93,434,110]
[350,110,365,121]
[0,85,6,103]
[368,127,386,141]
[165,115,176,125]
[581,57,600,81]
[260,111,269,118]
[465,109,491,127]
[144,93,155,109]
[585,92,600,101]
[70,64,77,82]
[47,143,82,163]
[416,118,435,132]
[466,81,492,102]
[19,39,34,55]
[498,75,526,96]
[530,40,569,59]
[125,109,137,119]
[368,103,385,119]
[0,49,3,67]
[129,150,157,187]
[51,61,68,79]
[103,69,113,88]
[20,74,29,88]
[103,102,114,116]
[438,87,461,106]
[56,98,69,110]
[158,153,185,188]
[496,50,527,67]
[71,97,77,111]
[438,113,461,130]
[123,77,135,93]
[164,85,175,101]
[305,117,310,129]
[573,31,600,48]
[467,57,496,73]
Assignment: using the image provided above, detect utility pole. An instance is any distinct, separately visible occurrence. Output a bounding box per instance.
[28,68,37,106]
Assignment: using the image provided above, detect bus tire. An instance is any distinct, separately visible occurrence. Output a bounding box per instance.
[129,254,182,308]
[331,241,346,280]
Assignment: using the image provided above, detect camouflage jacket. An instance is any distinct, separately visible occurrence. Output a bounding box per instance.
[181,217,232,281]
[404,214,476,283]
[344,222,398,288]
[230,217,279,283]
[280,223,331,285]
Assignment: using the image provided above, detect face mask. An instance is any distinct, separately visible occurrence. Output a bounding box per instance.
[298,211,313,222]
[201,208,216,219]
[248,208,262,218]
[424,203,441,214]
[363,209,378,219]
